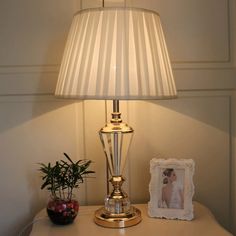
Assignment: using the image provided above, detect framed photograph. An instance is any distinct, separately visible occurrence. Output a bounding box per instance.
[148,158,195,220]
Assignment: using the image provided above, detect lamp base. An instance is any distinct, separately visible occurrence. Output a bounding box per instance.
[94,206,142,228]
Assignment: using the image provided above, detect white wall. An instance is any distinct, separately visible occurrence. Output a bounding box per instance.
[0,0,235,235]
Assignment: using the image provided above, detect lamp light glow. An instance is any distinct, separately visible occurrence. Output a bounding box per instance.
[55,7,177,228]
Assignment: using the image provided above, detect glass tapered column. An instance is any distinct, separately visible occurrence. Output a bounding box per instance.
[94,100,141,228]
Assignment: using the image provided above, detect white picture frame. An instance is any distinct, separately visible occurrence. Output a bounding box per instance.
[148,158,195,221]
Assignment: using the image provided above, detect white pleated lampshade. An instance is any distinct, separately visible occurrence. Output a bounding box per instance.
[55,7,177,100]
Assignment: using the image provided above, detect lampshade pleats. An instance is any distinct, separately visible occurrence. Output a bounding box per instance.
[55,7,177,99]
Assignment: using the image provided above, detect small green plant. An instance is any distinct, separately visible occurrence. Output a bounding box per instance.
[38,153,95,200]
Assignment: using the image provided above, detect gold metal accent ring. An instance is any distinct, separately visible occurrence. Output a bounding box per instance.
[94,206,142,228]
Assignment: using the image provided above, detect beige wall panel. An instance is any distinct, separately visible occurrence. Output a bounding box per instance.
[0,98,86,236]
[0,0,80,66]
[0,70,58,95]
[174,68,236,91]
[127,0,229,63]
[232,91,236,235]
[82,101,108,204]
[82,0,102,8]
[105,0,126,7]
[82,0,125,8]
[126,96,230,229]
[0,0,229,66]
[232,0,236,67]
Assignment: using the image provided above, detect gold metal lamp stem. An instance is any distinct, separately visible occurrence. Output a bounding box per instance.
[94,100,142,228]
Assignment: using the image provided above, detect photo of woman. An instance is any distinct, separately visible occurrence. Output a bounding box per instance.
[161,168,184,209]
[149,158,194,220]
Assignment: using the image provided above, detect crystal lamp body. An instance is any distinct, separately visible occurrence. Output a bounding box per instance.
[94,103,142,227]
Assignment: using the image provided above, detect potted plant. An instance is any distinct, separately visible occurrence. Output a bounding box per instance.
[38,153,95,225]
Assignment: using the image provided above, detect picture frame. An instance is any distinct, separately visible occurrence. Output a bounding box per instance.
[148,158,195,220]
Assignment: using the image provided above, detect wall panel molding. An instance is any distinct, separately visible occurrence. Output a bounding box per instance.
[0,68,235,96]
[0,0,81,67]
[0,0,235,96]
[129,0,230,65]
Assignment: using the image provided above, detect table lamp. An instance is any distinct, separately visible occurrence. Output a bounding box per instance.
[55,7,177,228]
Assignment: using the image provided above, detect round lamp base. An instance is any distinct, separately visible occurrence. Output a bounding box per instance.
[94,206,142,228]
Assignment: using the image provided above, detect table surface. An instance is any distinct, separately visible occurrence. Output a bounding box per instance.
[30,202,232,236]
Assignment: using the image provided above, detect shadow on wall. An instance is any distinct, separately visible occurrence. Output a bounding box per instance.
[153,95,230,134]
[126,97,231,231]
[0,99,77,133]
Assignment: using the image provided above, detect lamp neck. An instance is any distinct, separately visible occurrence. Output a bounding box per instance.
[113,100,119,112]
[111,100,122,123]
